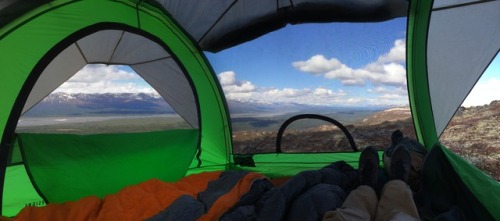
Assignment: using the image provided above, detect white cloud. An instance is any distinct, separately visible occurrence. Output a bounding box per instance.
[293,39,407,87]
[216,71,411,107]
[368,86,407,96]
[368,62,406,86]
[378,93,403,99]
[216,71,397,106]
[377,39,406,63]
[313,88,340,96]
[345,97,366,104]
[223,81,256,93]
[255,87,347,105]
[292,55,343,74]
[217,71,256,99]
[368,87,387,94]
[224,91,254,100]
[264,88,304,97]
[66,64,138,83]
[463,77,500,107]
[218,71,237,85]
[367,86,408,105]
[53,64,157,94]
[217,71,257,100]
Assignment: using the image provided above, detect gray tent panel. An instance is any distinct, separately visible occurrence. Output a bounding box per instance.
[111,32,170,65]
[0,0,408,52]
[428,0,500,135]
[157,0,234,42]
[132,59,199,128]
[77,30,122,64]
[158,0,408,52]
[22,44,87,114]
[21,30,198,128]
[433,0,483,9]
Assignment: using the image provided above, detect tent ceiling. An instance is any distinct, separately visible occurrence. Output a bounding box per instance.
[157,0,409,52]
[0,0,408,52]
[23,30,199,128]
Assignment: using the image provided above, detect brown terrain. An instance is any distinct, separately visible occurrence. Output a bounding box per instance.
[18,98,499,180]
[232,107,417,154]
[233,102,500,181]
[440,101,500,180]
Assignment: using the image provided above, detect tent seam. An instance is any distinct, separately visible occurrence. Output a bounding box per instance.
[108,30,125,65]
[197,0,239,45]
[16,135,48,204]
[74,42,89,64]
[432,0,496,11]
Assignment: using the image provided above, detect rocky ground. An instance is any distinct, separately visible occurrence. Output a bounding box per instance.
[233,102,500,181]
[440,101,500,180]
[232,107,417,153]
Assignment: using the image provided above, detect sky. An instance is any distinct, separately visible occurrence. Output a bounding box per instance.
[53,64,156,94]
[54,17,499,108]
[462,53,500,107]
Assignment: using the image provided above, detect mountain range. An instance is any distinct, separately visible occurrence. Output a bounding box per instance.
[20,92,500,180]
[23,92,389,117]
[23,93,175,117]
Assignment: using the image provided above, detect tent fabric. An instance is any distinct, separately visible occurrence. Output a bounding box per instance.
[0,0,50,28]
[5,163,356,221]
[408,1,500,220]
[131,58,199,128]
[234,152,367,178]
[0,1,231,216]
[427,0,500,136]
[7,171,266,221]
[23,30,200,128]
[440,144,500,220]
[158,0,409,52]
[418,144,498,220]
[0,0,408,52]
[1,0,500,219]
[407,0,437,149]
[18,130,199,203]
[3,165,44,218]
[21,44,87,115]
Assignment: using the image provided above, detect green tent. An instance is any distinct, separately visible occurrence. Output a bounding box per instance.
[0,0,499,219]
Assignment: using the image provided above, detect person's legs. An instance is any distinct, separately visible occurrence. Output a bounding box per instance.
[375,146,420,221]
[323,185,378,221]
[375,180,420,221]
[323,147,381,221]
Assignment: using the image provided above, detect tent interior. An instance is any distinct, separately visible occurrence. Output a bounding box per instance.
[1,0,499,220]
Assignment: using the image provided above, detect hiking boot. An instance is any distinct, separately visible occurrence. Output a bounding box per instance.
[389,145,411,183]
[359,146,379,189]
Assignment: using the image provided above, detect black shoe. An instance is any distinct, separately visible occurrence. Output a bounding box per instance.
[359,146,379,189]
[389,145,411,183]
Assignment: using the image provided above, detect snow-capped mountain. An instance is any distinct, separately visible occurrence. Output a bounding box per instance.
[23,92,391,117]
[23,93,175,117]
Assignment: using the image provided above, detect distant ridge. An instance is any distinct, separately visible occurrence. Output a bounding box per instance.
[23,93,175,117]
[24,92,392,117]
[359,106,411,125]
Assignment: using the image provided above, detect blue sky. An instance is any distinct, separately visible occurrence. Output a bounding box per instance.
[205,17,410,107]
[55,17,499,107]
[463,53,500,107]
[206,18,406,88]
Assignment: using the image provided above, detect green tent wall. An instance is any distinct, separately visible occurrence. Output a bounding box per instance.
[0,1,231,216]
[0,0,499,219]
[407,1,500,219]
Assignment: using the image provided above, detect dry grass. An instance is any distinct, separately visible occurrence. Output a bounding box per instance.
[440,102,500,181]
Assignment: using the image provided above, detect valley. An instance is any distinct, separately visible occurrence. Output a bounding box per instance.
[16,92,500,180]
